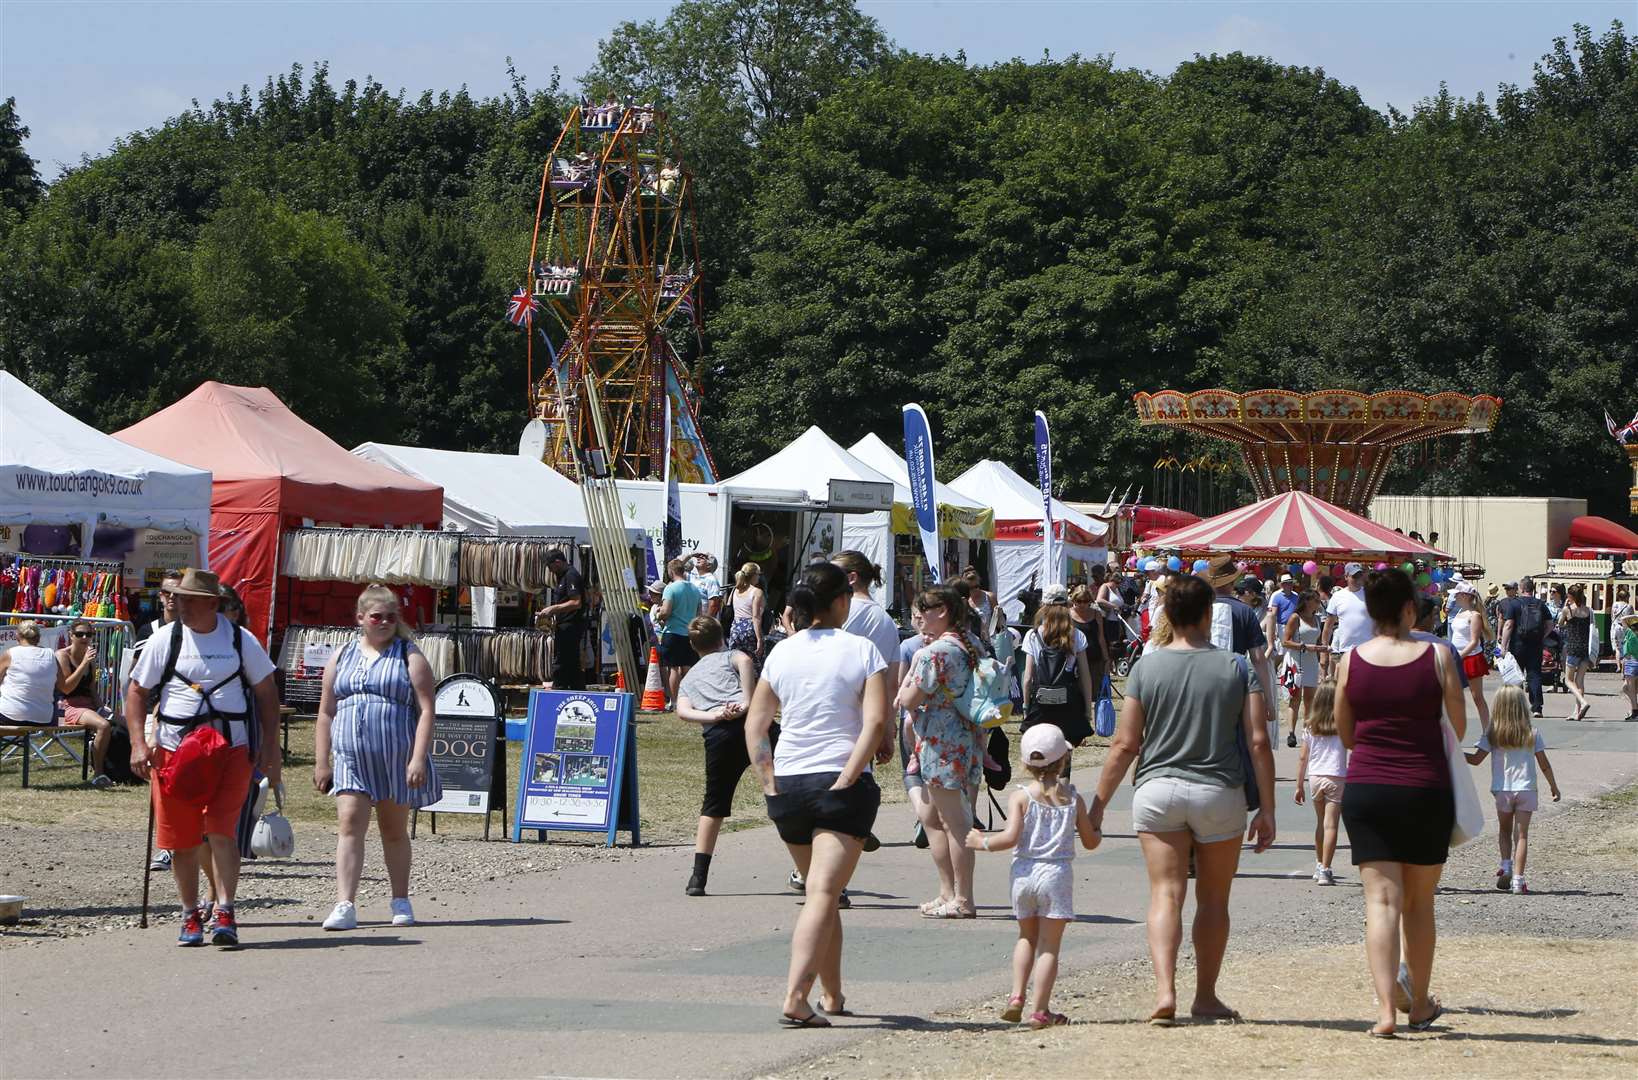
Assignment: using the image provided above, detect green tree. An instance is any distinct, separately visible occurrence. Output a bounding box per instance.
[0,97,43,215]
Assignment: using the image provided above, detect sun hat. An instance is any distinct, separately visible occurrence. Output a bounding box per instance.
[1203,554,1240,588]
[1020,724,1070,766]
[1041,583,1071,605]
[163,568,221,598]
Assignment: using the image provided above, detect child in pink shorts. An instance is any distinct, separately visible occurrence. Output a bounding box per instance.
[1466,686,1561,894]
[1294,682,1346,885]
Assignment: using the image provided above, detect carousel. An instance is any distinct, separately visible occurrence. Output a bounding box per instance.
[1134,389,1502,515]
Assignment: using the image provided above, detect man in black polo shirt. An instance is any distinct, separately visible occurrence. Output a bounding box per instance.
[1501,576,1548,717]
[538,549,588,691]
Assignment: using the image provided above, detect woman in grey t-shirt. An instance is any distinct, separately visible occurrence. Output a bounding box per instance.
[1089,574,1276,1026]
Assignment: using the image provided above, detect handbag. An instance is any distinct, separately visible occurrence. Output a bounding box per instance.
[1443,716,1484,847]
[1094,676,1116,738]
[250,781,296,859]
[1496,652,1525,686]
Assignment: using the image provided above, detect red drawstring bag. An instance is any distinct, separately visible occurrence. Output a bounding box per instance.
[156,719,234,802]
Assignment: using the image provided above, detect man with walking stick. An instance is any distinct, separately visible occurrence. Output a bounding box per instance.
[125,569,281,946]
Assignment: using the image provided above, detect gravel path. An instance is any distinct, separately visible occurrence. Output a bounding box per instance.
[0,819,631,947]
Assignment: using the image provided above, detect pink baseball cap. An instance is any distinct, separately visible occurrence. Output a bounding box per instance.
[1021,725,1070,766]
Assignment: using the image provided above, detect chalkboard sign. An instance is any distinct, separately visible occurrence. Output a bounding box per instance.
[421,675,504,836]
[513,689,639,847]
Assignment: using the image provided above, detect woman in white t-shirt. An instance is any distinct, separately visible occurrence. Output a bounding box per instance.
[746,562,888,1028]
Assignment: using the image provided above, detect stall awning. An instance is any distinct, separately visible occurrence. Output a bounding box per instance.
[948,459,1105,546]
[1144,490,1452,560]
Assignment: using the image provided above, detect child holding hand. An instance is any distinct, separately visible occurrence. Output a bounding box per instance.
[1293,682,1346,885]
[967,725,1101,1029]
[1466,685,1561,895]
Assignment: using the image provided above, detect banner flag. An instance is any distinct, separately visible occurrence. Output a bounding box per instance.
[1034,410,1056,587]
[902,404,942,582]
[663,398,682,562]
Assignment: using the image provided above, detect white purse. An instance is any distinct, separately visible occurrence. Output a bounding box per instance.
[250,781,296,859]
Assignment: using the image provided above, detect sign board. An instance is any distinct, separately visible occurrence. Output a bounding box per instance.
[126,530,200,580]
[826,478,894,513]
[423,675,502,817]
[513,689,640,846]
[301,643,337,676]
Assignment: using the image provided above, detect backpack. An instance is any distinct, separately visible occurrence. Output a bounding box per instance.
[1031,634,1079,709]
[152,619,254,802]
[949,635,1010,730]
[1513,597,1545,639]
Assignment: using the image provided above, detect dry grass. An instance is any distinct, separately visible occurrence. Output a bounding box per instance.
[789,936,1638,1079]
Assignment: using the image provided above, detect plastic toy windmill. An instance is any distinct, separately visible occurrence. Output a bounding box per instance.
[1134,389,1502,515]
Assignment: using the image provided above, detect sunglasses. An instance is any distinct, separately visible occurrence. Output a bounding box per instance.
[71,631,93,639]
[365,612,399,624]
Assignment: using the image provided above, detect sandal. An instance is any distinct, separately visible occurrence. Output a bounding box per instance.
[921,900,972,919]
[1407,1000,1444,1032]
[779,1010,832,1029]
[918,897,953,915]
[1028,1011,1070,1029]
[1367,1025,1398,1039]
[1148,1009,1178,1028]
[1190,1008,1242,1024]
[1001,996,1025,1023]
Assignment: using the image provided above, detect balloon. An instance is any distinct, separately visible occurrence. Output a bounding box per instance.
[1416,571,1431,586]
[1166,555,1182,572]
[1192,559,1209,574]
[1125,555,1139,569]
[1302,560,1318,575]
[1235,560,1249,572]
[1375,562,1389,571]
[1401,561,1416,574]
[1333,564,1347,577]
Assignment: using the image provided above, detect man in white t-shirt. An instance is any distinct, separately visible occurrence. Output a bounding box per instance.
[689,553,724,618]
[124,568,281,948]
[1320,563,1374,663]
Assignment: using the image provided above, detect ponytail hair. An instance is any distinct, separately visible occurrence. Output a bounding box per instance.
[788,562,851,631]
[831,549,882,590]
[357,584,414,640]
[734,562,761,591]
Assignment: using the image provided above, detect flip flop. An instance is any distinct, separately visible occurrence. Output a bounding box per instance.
[818,998,854,1018]
[779,1011,832,1029]
[1001,996,1025,1023]
[1407,1001,1444,1032]
[1190,1009,1242,1024]
[1148,1009,1178,1028]
[1367,1026,1398,1039]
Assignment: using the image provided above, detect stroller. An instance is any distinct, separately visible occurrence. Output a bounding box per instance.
[1540,628,1566,693]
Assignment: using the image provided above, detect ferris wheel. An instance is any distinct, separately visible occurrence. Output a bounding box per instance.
[523,99,718,483]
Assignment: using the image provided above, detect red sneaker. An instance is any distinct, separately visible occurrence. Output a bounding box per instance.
[211,906,239,946]
[176,907,206,947]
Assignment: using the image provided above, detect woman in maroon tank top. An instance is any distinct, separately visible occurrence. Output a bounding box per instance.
[1336,569,1466,1038]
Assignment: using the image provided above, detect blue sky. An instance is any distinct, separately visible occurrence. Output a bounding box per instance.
[3,1,1630,177]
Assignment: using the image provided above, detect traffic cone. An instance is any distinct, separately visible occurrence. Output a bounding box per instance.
[639,644,667,712]
[614,668,626,692]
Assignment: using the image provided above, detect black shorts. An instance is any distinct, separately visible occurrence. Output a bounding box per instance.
[700,720,769,819]
[0,712,54,727]
[766,771,880,845]
[1341,781,1453,866]
[659,632,698,668]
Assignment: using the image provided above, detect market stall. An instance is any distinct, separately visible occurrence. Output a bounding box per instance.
[949,459,1109,620]
[1142,490,1452,562]
[113,382,444,640]
[844,433,996,613]
[0,371,212,569]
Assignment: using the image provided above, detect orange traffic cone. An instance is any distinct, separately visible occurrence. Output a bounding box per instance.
[614,668,626,692]
[639,644,667,712]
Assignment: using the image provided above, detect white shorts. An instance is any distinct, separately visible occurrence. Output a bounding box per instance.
[1131,776,1247,844]
[1010,857,1074,921]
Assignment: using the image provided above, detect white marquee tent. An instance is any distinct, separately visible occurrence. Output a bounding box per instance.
[950,459,1108,620]
[0,371,212,560]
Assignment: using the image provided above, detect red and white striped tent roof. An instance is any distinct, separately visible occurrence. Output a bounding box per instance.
[1143,490,1452,560]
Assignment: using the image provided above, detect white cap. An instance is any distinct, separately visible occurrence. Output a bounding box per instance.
[1020,725,1070,766]
[1344,562,1365,577]
[1279,573,1294,583]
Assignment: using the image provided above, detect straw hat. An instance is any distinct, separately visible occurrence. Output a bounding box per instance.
[1203,554,1240,588]
[162,568,221,598]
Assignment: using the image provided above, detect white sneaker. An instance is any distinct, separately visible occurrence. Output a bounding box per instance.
[390,898,415,926]
[1312,869,1327,883]
[322,901,357,931]
[1318,868,1337,886]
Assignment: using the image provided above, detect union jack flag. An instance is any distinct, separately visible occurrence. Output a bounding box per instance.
[506,287,538,328]
[1610,408,1638,445]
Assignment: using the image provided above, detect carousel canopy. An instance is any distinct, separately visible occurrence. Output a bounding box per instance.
[1144,490,1451,561]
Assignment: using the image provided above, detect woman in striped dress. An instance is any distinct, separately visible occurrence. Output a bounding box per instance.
[314,585,441,930]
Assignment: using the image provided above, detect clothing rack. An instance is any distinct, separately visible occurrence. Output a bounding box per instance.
[280,527,586,593]
[278,623,557,695]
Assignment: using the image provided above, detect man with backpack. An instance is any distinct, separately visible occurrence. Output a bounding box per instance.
[1501,576,1548,717]
[124,569,282,947]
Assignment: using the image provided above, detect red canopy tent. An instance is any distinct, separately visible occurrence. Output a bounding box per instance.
[115,383,443,640]
[1565,515,1638,557]
[1144,490,1451,561]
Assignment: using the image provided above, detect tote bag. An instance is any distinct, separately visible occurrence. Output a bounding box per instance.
[1094,677,1117,738]
[1443,717,1485,847]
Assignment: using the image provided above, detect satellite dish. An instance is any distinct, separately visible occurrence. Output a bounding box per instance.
[518,420,548,462]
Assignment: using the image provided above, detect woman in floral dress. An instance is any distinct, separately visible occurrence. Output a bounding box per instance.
[896,585,983,918]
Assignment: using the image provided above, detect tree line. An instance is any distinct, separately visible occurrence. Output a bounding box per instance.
[1,3,1633,517]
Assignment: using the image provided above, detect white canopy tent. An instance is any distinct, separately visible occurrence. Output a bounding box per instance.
[718,426,899,590]
[845,433,996,609]
[352,442,646,624]
[0,371,212,562]
[950,459,1109,621]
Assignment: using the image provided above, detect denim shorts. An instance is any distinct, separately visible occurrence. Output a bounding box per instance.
[1131,776,1246,844]
[765,771,880,845]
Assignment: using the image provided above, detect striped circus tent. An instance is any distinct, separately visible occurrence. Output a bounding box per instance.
[1143,490,1451,561]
